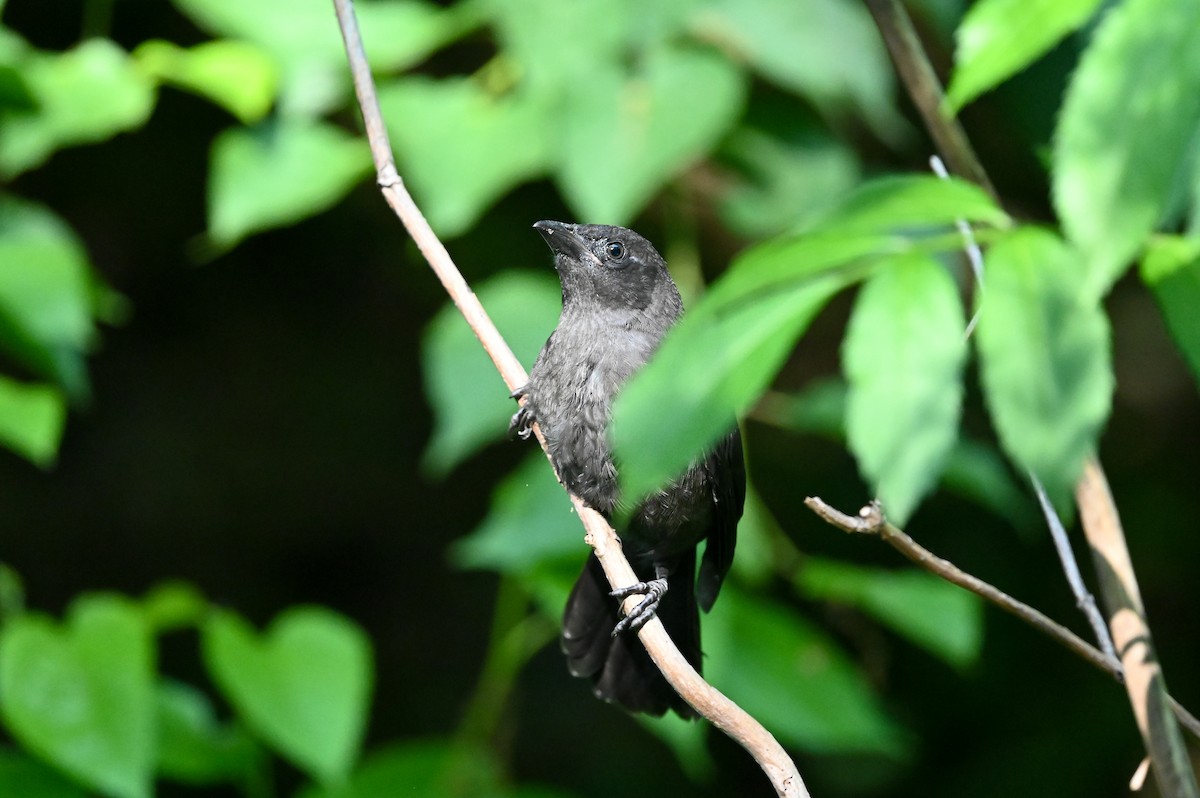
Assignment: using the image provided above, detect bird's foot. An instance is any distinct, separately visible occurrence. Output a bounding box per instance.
[508,385,534,440]
[610,577,668,636]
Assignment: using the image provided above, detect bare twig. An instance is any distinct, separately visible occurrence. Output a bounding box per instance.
[804,497,1200,742]
[331,1,806,794]
[1029,472,1115,661]
[1076,460,1200,797]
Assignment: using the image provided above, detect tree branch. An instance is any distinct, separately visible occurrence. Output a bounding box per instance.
[803,496,1200,742]
[331,1,806,795]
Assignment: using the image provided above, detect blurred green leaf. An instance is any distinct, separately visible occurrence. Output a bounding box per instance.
[0,595,154,798]
[1141,235,1200,391]
[692,0,904,140]
[0,378,64,467]
[379,78,552,237]
[797,559,984,669]
[0,64,35,111]
[296,740,508,798]
[422,270,561,475]
[207,119,371,248]
[0,748,85,798]
[946,0,1103,112]
[155,680,259,784]
[637,713,713,783]
[718,125,860,239]
[557,45,745,224]
[1053,0,1200,296]
[140,581,208,633]
[0,38,154,177]
[0,196,96,396]
[705,586,907,754]
[613,272,842,505]
[202,607,372,784]
[133,39,278,124]
[812,174,1009,234]
[451,452,578,574]
[844,255,966,525]
[976,228,1112,507]
[173,0,479,115]
[940,438,1037,529]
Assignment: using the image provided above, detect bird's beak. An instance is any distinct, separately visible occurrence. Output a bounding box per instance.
[533,220,589,261]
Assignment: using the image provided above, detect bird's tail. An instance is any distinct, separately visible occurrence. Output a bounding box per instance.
[560,550,701,718]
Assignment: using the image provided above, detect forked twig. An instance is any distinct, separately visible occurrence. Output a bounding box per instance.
[331,1,806,794]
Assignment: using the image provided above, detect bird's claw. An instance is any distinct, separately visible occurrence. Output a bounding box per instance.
[610,577,668,636]
[508,385,535,440]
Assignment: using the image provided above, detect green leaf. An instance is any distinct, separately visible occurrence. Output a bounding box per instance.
[378,78,552,237]
[0,749,86,798]
[813,174,1009,234]
[704,586,906,754]
[207,119,371,248]
[637,713,713,783]
[946,0,1104,112]
[557,45,745,224]
[296,740,507,798]
[0,196,97,395]
[422,270,561,475]
[0,39,155,177]
[797,559,984,669]
[0,378,65,467]
[613,273,842,504]
[450,452,579,575]
[1053,0,1200,296]
[976,228,1113,505]
[843,255,966,525]
[202,606,372,784]
[692,0,904,140]
[1140,235,1200,391]
[133,39,278,124]
[155,680,259,784]
[940,438,1037,528]
[0,595,155,798]
[140,581,208,632]
[173,0,479,115]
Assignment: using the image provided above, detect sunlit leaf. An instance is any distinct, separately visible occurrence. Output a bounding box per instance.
[202,607,372,784]
[0,596,155,798]
[0,39,155,177]
[0,196,96,395]
[207,119,371,248]
[976,228,1112,506]
[557,45,745,224]
[843,255,966,525]
[797,558,984,669]
[379,79,553,237]
[704,586,907,753]
[613,273,842,504]
[946,0,1104,112]
[422,270,561,475]
[812,174,1009,234]
[155,680,259,784]
[134,39,278,124]
[1140,235,1200,391]
[0,378,65,467]
[1053,0,1200,296]
[450,451,578,574]
[692,0,905,140]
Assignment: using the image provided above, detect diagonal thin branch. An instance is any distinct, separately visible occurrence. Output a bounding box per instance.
[804,496,1200,742]
[331,1,806,795]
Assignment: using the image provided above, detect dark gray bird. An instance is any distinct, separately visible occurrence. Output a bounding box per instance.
[510,220,744,717]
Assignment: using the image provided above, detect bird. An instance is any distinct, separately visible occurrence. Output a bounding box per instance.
[510,220,744,717]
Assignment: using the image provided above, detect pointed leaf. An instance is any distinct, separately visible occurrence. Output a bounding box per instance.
[976,228,1113,505]
[202,607,372,784]
[946,0,1104,112]
[1141,235,1200,391]
[0,378,65,467]
[0,596,155,798]
[1053,0,1200,295]
[134,39,278,124]
[557,45,745,224]
[378,78,553,236]
[208,119,371,248]
[843,255,966,525]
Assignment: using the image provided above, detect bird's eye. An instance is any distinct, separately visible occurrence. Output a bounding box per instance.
[605,241,625,260]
